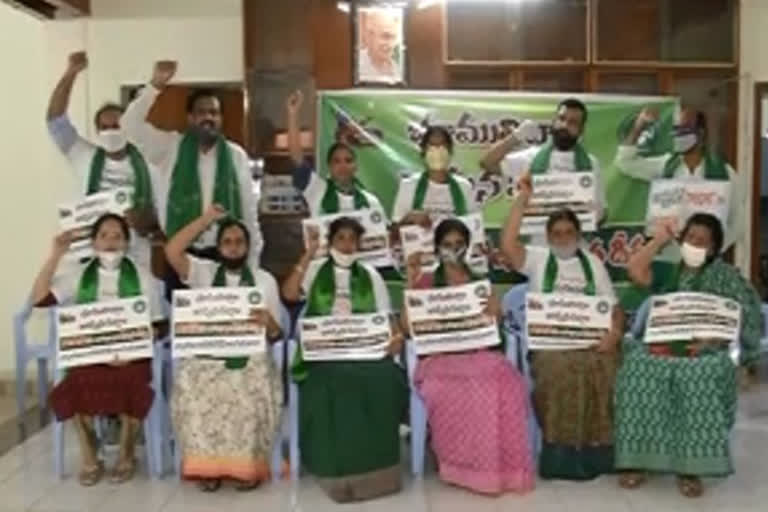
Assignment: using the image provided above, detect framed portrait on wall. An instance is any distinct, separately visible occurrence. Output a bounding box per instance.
[353,4,406,86]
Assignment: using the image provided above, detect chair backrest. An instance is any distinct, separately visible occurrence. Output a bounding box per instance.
[630,298,651,339]
[761,304,768,354]
[501,283,529,336]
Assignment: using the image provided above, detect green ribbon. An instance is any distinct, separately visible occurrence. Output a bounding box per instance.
[411,172,467,215]
[320,179,370,214]
[662,150,728,181]
[87,144,154,211]
[529,141,593,175]
[75,257,142,304]
[542,250,596,296]
[211,264,257,370]
[165,133,242,239]
[292,258,377,381]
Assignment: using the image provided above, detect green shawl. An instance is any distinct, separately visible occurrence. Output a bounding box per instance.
[211,264,257,370]
[87,145,154,211]
[76,257,142,304]
[411,172,467,215]
[530,141,593,175]
[662,150,728,180]
[165,133,242,239]
[320,179,370,214]
[542,250,596,296]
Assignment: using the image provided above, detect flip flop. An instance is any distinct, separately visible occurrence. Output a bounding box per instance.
[79,462,105,487]
[109,458,136,484]
[677,476,703,498]
[197,479,222,493]
[235,480,263,492]
[618,471,647,489]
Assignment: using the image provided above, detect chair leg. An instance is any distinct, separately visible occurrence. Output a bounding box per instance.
[15,360,26,429]
[54,420,65,479]
[410,391,427,477]
[270,409,285,484]
[289,382,299,483]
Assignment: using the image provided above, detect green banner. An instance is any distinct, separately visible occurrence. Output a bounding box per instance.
[317,90,678,309]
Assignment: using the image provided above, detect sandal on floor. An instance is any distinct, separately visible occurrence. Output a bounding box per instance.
[79,462,105,487]
[618,471,647,489]
[197,479,222,493]
[109,458,136,484]
[235,480,263,492]
[677,476,703,498]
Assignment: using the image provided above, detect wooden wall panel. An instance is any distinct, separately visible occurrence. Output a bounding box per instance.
[596,0,660,61]
[310,1,352,89]
[406,3,445,88]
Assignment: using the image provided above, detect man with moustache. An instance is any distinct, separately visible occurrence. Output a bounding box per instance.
[122,60,261,267]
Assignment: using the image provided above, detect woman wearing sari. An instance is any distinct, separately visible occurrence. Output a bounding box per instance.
[282,217,407,503]
[285,90,384,217]
[500,173,625,480]
[32,214,165,485]
[166,204,283,492]
[392,126,478,227]
[402,218,535,495]
[616,213,762,498]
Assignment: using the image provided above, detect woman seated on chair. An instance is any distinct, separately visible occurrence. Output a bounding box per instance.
[31,213,165,486]
[615,213,762,498]
[500,173,625,481]
[401,218,535,495]
[282,216,407,503]
[165,204,283,492]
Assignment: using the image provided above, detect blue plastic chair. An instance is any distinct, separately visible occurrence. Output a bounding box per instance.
[406,282,538,477]
[13,301,56,427]
[169,305,293,482]
[51,321,165,479]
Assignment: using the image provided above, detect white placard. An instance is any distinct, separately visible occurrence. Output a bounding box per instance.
[303,208,391,267]
[406,280,499,356]
[645,180,730,236]
[58,188,132,260]
[644,292,741,344]
[514,172,597,235]
[525,292,613,350]
[55,296,153,369]
[398,213,488,273]
[171,287,267,359]
[300,312,391,361]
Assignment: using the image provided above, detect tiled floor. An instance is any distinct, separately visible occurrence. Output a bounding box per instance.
[0,383,766,512]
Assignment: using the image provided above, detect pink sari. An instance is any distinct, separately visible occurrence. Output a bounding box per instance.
[412,274,535,495]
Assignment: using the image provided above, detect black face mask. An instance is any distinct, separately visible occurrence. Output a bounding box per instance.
[220,255,247,271]
[552,127,578,151]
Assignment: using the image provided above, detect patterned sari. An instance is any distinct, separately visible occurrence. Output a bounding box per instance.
[615,259,762,476]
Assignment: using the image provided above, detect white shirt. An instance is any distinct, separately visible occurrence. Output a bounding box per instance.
[521,246,616,300]
[47,116,157,269]
[184,255,282,323]
[391,173,478,223]
[302,259,391,315]
[122,85,262,259]
[358,48,400,84]
[614,145,745,250]
[304,172,385,218]
[50,258,166,321]
[501,145,606,221]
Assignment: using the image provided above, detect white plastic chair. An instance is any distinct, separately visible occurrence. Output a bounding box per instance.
[13,301,56,427]
[51,325,165,479]
[168,305,293,483]
[406,282,538,477]
[761,305,768,356]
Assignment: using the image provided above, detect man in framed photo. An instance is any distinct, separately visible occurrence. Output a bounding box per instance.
[357,7,403,84]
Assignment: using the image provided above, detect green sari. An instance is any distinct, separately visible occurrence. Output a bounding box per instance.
[615,259,762,476]
[297,258,407,503]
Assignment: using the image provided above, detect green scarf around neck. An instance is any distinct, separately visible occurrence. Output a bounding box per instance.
[320,179,370,214]
[292,257,378,381]
[411,171,467,215]
[88,145,154,211]
[662,150,728,180]
[542,249,596,296]
[165,133,242,239]
[529,141,593,175]
[76,257,142,304]
[211,264,256,369]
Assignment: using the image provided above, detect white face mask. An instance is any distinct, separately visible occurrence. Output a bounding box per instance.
[424,146,451,171]
[97,129,128,153]
[438,245,467,264]
[673,133,698,154]
[329,247,357,268]
[550,242,579,260]
[97,250,125,271]
[680,242,708,268]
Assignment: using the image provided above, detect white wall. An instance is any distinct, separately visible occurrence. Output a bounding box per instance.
[737,0,768,275]
[0,1,244,377]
